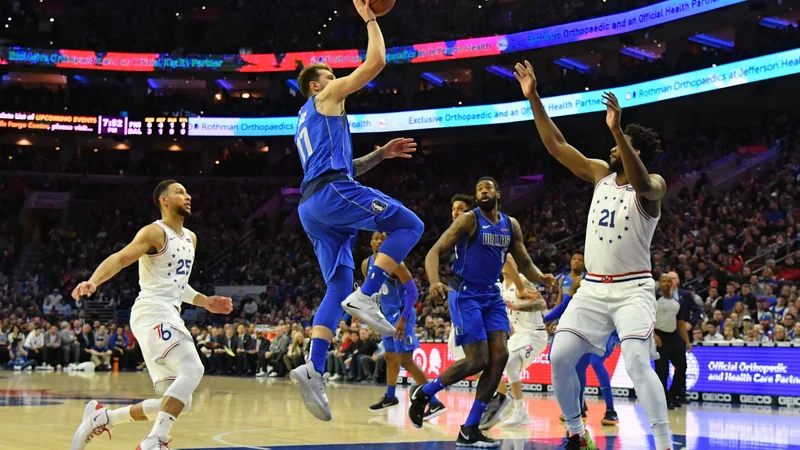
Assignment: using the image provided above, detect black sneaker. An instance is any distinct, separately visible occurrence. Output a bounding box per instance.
[479,392,511,430]
[423,401,448,421]
[369,396,399,411]
[407,385,431,429]
[600,408,619,425]
[456,425,500,448]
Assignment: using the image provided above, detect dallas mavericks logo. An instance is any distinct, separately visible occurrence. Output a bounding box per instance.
[371,199,387,213]
[685,352,700,390]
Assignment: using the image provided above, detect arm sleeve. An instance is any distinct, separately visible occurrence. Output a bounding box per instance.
[401,279,419,321]
[181,285,200,305]
[544,296,571,323]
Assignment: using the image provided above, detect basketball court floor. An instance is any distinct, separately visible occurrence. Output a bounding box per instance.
[2,372,798,450]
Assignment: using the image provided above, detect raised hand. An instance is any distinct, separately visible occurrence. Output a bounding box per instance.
[602,91,622,131]
[353,0,376,22]
[205,296,234,315]
[514,60,538,99]
[381,138,417,159]
[72,281,97,300]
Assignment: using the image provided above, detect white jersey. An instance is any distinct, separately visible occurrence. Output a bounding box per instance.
[501,277,545,333]
[136,220,195,310]
[584,173,658,276]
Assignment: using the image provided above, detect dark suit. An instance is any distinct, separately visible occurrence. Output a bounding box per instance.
[215,335,236,374]
[78,332,95,363]
[656,289,694,405]
[233,333,255,375]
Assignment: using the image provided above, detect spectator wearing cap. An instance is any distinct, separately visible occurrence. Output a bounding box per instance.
[770,295,788,320]
[703,321,724,342]
[758,313,774,342]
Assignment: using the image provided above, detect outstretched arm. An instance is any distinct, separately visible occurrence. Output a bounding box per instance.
[507,217,553,290]
[602,92,666,201]
[514,60,609,184]
[72,224,163,299]
[353,138,416,177]
[425,212,476,300]
[317,0,384,108]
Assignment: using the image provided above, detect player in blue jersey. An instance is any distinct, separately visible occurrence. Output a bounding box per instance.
[289,0,427,422]
[409,177,554,448]
[546,251,620,426]
[363,232,448,420]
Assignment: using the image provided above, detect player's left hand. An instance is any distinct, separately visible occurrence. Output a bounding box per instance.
[394,317,407,341]
[381,138,416,159]
[539,274,555,290]
[205,296,233,314]
[602,91,622,131]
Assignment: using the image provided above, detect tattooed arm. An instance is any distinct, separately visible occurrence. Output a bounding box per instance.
[353,138,417,177]
[353,147,386,177]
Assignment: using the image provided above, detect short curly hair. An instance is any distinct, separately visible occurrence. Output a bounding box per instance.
[624,123,661,164]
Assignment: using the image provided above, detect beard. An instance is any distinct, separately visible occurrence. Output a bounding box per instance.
[478,196,497,212]
[609,157,623,173]
[175,205,192,218]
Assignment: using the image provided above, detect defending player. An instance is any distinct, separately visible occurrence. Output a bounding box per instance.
[494,254,548,427]
[515,60,672,450]
[547,254,620,426]
[409,177,553,447]
[363,232,447,420]
[290,0,426,422]
[70,180,233,450]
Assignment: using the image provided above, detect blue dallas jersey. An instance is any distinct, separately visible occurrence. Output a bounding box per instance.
[560,271,587,303]
[368,254,405,317]
[452,208,512,286]
[296,96,354,193]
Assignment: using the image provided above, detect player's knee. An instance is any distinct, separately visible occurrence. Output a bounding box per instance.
[491,347,509,368]
[405,211,424,240]
[622,341,649,378]
[467,352,490,373]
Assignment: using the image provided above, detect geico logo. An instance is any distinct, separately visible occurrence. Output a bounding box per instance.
[526,383,543,392]
[612,388,630,397]
[778,396,800,407]
[454,380,471,388]
[522,384,536,392]
[739,404,774,413]
[546,384,555,392]
[739,395,773,405]
[687,392,700,400]
[585,387,599,395]
[702,393,732,402]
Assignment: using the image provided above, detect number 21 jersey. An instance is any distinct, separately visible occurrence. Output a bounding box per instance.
[584,173,658,275]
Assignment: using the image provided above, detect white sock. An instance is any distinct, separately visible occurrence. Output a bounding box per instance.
[513,398,523,411]
[107,406,134,426]
[653,423,673,449]
[148,411,176,439]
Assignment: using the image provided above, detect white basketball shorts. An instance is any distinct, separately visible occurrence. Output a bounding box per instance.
[555,277,657,356]
[130,300,198,395]
[507,330,548,368]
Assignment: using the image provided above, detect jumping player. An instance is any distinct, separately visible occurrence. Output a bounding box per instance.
[363,232,447,420]
[290,0,425,422]
[547,256,620,426]
[515,60,672,450]
[70,180,233,450]
[409,177,553,447]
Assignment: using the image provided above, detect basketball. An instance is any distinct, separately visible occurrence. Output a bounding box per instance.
[369,0,395,17]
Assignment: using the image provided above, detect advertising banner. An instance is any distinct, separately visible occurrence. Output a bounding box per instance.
[0,0,743,72]
[187,47,800,136]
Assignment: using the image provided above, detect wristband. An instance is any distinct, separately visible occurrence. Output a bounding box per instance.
[365,18,377,25]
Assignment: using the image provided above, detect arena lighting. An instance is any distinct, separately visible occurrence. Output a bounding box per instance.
[688,33,735,50]
[620,47,662,61]
[554,57,591,74]
[0,0,746,72]
[759,17,795,29]
[486,65,516,80]
[421,72,444,87]
[186,47,800,137]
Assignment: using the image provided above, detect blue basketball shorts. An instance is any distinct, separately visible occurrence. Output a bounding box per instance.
[381,311,419,354]
[449,281,510,348]
[299,178,401,283]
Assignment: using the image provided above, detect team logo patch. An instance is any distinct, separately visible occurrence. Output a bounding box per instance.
[405,335,414,346]
[371,199,388,213]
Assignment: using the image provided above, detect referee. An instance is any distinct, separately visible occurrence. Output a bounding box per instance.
[654,273,692,409]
